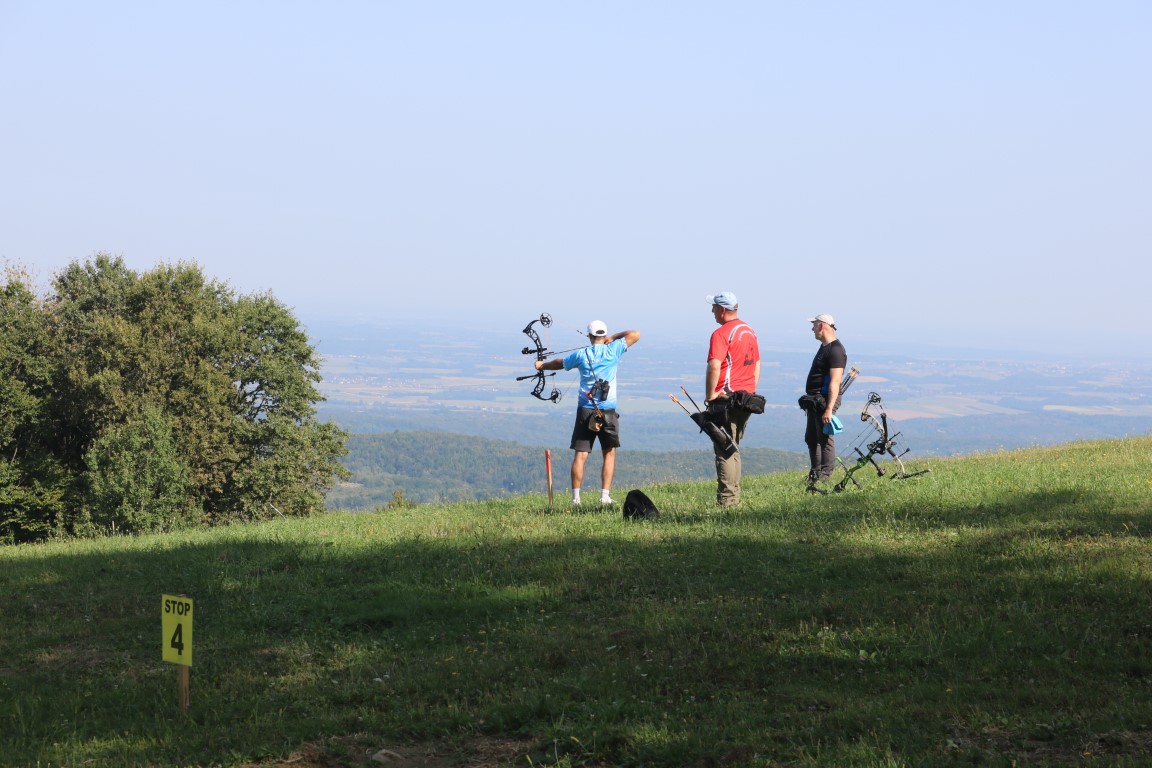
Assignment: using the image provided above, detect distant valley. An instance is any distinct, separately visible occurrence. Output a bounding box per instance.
[312,322,1152,507]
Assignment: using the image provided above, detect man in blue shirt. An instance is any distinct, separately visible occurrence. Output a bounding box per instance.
[536,320,641,506]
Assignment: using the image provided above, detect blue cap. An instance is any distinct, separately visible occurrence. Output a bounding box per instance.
[707,292,738,310]
[823,415,844,435]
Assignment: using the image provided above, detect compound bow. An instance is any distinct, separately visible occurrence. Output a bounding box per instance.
[515,313,563,403]
[833,391,930,492]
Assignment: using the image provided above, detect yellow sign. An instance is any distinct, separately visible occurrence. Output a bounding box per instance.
[161,594,193,666]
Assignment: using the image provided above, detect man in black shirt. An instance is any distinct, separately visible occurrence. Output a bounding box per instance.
[803,313,847,490]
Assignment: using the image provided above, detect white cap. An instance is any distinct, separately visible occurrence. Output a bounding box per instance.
[587,320,608,337]
[706,292,738,310]
[808,313,836,328]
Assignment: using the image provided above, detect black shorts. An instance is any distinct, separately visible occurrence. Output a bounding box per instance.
[570,408,620,452]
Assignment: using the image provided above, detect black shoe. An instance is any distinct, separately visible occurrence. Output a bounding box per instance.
[805,472,828,495]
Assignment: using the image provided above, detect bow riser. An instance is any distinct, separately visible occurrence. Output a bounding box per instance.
[520,313,563,403]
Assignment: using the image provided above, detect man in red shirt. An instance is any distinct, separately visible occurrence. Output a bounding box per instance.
[704,292,761,508]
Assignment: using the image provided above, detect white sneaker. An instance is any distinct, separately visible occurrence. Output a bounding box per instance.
[601,496,614,505]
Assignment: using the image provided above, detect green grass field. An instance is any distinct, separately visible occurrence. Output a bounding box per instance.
[3,437,1152,767]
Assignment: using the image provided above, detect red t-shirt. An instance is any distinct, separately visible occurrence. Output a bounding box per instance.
[708,320,760,397]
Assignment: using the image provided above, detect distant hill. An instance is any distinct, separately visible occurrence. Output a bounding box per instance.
[314,324,1152,462]
[321,400,1152,462]
[315,328,1152,510]
[327,431,807,509]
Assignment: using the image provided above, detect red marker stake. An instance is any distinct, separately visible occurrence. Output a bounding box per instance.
[545,449,554,508]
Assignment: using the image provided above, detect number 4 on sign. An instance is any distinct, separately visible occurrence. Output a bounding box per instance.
[162,594,194,713]
[161,594,194,666]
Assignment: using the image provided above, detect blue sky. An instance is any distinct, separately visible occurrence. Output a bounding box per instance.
[2,2,1148,357]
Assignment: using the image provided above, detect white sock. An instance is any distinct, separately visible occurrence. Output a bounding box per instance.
[572,489,581,503]
[601,489,612,502]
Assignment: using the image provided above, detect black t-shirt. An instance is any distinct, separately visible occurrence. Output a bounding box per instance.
[805,339,848,395]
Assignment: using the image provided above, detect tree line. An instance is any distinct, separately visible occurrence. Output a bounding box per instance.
[0,255,349,543]
[327,431,806,509]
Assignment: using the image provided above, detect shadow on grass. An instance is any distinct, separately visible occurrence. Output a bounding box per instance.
[3,478,1152,766]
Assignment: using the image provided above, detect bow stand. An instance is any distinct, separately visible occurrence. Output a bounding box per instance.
[833,391,930,492]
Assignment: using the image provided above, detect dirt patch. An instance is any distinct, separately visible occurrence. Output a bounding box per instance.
[947,726,1152,765]
[243,735,540,768]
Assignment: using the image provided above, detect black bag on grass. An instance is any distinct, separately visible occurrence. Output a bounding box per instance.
[623,489,660,520]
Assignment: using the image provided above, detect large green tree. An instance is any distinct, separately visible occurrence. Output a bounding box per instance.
[0,265,69,541]
[83,405,195,534]
[0,254,348,541]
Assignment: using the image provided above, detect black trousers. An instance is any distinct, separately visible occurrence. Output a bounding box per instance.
[804,409,836,479]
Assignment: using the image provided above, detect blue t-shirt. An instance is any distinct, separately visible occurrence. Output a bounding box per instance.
[563,339,629,409]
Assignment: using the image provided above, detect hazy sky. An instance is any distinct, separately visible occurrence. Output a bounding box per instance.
[3,2,1148,357]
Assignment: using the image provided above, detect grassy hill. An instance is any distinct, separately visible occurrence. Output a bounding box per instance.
[4,437,1152,767]
[328,431,808,509]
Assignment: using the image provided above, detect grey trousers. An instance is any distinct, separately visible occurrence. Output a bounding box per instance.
[713,408,752,507]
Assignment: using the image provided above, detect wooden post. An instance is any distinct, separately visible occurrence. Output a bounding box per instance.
[545,449,554,508]
[178,665,190,713]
